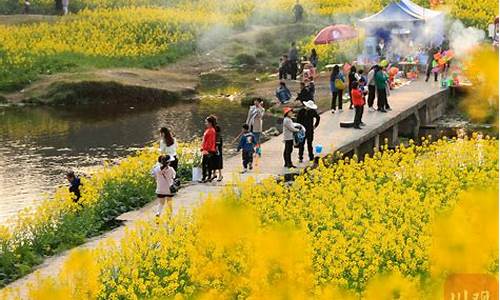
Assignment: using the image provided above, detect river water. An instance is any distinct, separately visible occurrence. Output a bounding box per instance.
[0,99,276,224]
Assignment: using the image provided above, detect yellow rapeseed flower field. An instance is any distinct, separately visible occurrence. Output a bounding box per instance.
[2,136,497,299]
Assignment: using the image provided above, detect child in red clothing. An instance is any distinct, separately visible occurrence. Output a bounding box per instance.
[351,82,365,129]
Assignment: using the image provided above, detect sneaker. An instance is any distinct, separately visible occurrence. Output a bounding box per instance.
[377,108,387,113]
[338,108,343,112]
[369,107,376,112]
[240,169,247,174]
[331,109,335,114]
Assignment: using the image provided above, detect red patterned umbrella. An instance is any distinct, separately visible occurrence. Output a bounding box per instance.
[313,24,358,45]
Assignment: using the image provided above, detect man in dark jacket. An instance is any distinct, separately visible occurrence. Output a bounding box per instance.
[296,82,313,103]
[296,100,320,162]
[288,42,298,80]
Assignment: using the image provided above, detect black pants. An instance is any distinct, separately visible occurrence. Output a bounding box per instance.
[202,154,212,181]
[279,67,287,80]
[242,150,253,169]
[289,60,297,80]
[298,132,314,161]
[283,140,294,167]
[377,88,387,111]
[354,106,364,127]
[348,85,354,108]
[426,66,439,82]
[367,85,376,107]
[331,89,343,110]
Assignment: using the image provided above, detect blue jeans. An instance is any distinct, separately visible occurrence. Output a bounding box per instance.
[252,132,261,144]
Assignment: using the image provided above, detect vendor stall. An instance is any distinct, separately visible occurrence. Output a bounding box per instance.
[358,0,445,64]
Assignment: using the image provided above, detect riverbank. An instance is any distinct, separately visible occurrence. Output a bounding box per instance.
[0,23,319,105]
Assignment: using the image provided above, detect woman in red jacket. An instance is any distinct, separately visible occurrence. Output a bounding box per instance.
[351,81,365,129]
[201,115,217,182]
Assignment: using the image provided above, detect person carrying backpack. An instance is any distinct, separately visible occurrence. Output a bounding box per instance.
[296,100,320,162]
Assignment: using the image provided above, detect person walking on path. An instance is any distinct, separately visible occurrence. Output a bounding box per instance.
[296,100,320,162]
[237,124,257,173]
[292,0,304,23]
[375,67,389,113]
[276,81,292,104]
[283,107,300,169]
[351,81,365,129]
[66,171,81,202]
[288,42,299,80]
[330,65,345,113]
[200,116,217,182]
[159,127,178,172]
[152,155,176,218]
[245,98,265,152]
[212,125,224,182]
[366,65,378,112]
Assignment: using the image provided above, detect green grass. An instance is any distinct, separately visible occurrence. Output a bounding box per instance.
[0,41,195,92]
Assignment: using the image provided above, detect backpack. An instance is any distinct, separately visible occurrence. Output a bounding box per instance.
[293,125,306,147]
[334,76,345,90]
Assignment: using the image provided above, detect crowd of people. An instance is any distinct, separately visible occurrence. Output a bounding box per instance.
[64,34,448,218]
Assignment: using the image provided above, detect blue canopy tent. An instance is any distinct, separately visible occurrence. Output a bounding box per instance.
[359,0,444,61]
[360,0,442,25]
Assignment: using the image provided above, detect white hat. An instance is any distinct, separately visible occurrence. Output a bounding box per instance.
[303,100,317,110]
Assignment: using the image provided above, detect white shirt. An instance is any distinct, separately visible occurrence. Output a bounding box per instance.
[367,69,375,86]
[159,138,177,160]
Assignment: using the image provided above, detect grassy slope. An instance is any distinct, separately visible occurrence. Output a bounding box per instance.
[1,22,319,104]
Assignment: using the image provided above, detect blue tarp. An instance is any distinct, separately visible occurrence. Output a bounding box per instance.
[360,0,443,24]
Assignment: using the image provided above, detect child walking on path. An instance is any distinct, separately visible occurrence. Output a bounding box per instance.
[152,155,176,218]
[237,124,256,173]
[351,82,365,129]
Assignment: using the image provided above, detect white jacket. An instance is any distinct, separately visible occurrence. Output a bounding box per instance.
[283,117,299,141]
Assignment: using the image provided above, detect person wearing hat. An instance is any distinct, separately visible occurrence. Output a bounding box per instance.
[282,107,300,168]
[296,100,320,162]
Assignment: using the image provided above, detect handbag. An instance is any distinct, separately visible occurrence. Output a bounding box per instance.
[334,77,345,90]
[169,184,178,194]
